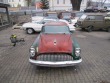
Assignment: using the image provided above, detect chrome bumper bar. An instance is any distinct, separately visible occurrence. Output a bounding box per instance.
[29,58,82,67]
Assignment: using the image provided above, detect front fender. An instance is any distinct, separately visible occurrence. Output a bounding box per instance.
[72,35,81,60]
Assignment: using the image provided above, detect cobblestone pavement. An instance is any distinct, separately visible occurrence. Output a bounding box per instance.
[0,28,110,83]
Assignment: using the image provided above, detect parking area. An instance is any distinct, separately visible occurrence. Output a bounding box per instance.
[0,27,110,83]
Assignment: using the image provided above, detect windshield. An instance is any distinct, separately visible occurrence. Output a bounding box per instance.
[80,14,87,20]
[75,12,84,18]
[42,25,70,33]
[45,16,58,19]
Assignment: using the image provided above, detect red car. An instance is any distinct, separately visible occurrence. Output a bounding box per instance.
[29,21,82,67]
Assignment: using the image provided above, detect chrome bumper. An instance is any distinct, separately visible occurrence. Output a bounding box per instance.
[29,58,82,67]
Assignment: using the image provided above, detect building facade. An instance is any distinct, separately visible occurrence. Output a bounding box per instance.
[0,0,8,4]
[80,0,88,11]
[49,0,72,10]
[49,0,88,11]
[8,0,27,7]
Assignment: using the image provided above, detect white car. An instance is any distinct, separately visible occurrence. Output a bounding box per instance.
[60,18,76,31]
[22,18,57,34]
[32,16,44,22]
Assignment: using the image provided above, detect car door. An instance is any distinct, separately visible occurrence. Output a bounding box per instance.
[33,19,49,31]
[84,15,95,28]
[31,22,43,31]
[94,15,104,30]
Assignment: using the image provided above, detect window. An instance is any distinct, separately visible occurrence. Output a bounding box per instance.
[57,0,59,4]
[86,16,95,20]
[63,0,65,4]
[95,16,103,20]
[43,26,69,33]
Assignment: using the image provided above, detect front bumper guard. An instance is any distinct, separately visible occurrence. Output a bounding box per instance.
[29,58,82,67]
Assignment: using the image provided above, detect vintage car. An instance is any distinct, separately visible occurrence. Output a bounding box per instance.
[29,21,82,67]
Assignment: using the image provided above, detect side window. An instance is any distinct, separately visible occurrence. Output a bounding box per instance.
[86,16,95,20]
[41,20,49,24]
[106,14,110,17]
[95,16,103,20]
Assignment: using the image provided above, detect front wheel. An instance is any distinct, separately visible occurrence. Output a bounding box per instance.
[26,28,34,34]
[87,26,93,32]
[107,27,110,32]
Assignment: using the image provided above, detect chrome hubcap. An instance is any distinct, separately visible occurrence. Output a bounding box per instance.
[28,29,33,34]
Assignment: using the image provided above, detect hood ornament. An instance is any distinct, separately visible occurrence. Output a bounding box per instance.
[53,39,57,45]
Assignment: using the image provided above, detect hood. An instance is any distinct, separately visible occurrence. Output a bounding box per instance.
[38,34,72,54]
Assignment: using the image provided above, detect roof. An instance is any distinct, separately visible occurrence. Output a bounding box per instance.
[84,13,107,16]
[43,21,68,26]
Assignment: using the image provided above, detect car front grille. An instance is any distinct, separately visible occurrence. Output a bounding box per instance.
[37,54,73,61]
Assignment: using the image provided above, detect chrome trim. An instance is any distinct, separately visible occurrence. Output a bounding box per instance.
[29,58,82,67]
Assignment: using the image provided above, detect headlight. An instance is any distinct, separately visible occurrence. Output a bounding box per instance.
[30,47,35,57]
[75,48,81,56]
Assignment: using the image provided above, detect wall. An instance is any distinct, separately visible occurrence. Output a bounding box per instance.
[10,14,31,24]
[49,0,72,10]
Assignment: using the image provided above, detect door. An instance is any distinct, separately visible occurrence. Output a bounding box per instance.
[84,15,95,28]
[94,15,104,30]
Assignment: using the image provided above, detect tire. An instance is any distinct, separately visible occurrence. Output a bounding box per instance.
[87,26,93,32]
[107,27,110,32]
[26,28,34,34]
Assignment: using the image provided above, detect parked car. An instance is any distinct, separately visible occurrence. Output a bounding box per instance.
[107,7,110,12]
[105,12,110,20]
[84,6,107,13]
[22,18,57,34]
[62,17,76,31]
[29,21,82,67]
[84,6,99,12]
[77,13,110,32]
[70,11,84,27]
[32,16,44,22]
[97,7,107,12]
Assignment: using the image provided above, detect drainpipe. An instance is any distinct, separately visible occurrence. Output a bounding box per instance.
[6,7,10,25]
[52,0,54,10]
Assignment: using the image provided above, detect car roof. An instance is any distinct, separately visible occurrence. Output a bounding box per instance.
[43,21,68,26]
[84,13,107,16]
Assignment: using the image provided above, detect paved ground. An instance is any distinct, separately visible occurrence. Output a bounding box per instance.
[0,28,110,83]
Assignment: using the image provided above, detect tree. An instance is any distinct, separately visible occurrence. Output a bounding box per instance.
[70,0,82,11]
[87,0,93,7]
[25,0,31,7]
[40,0,49,9]
[17,4,21,7]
